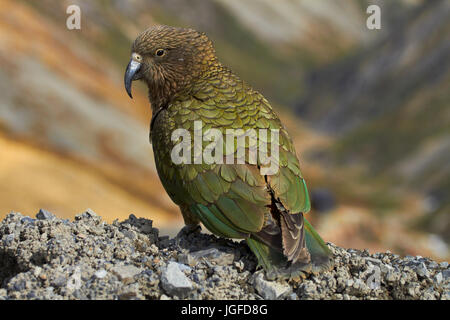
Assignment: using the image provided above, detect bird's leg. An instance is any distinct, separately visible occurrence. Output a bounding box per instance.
[177,206,202,238]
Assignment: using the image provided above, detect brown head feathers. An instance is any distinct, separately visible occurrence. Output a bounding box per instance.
[130,25,219,109]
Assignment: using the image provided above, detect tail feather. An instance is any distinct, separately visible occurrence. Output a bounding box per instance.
[247,217,333,278]
[279,211,310,264]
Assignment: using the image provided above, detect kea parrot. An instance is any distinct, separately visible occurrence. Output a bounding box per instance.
[124,25,332,280]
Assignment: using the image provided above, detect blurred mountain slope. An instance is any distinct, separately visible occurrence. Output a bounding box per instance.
[296,0,450,241]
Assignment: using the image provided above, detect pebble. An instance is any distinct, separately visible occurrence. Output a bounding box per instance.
[94,269,108,279]
[416,262,430,278]
[111,265,141,284]
[160,262,194,298]
[36,209,55,220]
[252,272,292,300]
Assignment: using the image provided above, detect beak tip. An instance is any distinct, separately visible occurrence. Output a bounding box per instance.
[126,89,133,99]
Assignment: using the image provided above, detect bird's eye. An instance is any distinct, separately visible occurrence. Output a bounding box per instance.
[155,49,165,57]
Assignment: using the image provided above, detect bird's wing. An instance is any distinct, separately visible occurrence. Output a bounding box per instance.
[151,78,273,238]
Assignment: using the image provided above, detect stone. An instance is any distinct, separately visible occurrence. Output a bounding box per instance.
[434,272,443,284]
[3,234,15,245]
[160,262,194,298]
[416,262,430,278]
[365,257,382,265]
[20,217,35,226]
[174,262,192,273]
[94,269,108,279]
[252,272,292,300]
[111,265,141,284]
[51,275,67,288]
[66,267,82,291]
[119,283,141,300]
[83,208,98,218]
[442,270,450,280]
[36,209,55,220]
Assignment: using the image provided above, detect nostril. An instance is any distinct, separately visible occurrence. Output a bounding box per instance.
[132,52,142,62]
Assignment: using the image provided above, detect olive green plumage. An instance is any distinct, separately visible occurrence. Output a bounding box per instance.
[125,25,332,279]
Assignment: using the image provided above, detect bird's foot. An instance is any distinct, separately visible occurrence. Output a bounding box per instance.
[264,256,334,283]
[265,260,312,282]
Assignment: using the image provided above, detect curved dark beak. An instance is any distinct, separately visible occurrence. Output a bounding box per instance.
[124,59,141,99]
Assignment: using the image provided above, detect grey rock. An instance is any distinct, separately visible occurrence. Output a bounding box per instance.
[111,265,141,284]
[173,262,192,273]
[442,270,450,280]
[365,257,382,265]
[66,267,82,291]
[121,229,137,240]
[252,272,292,300]
[435,272,443,284]
[36,209,55,220]
[20,217,35,225]
[94,269,108,279]
[51,275,67,288]
[288,293,298,300]
[416,262,430,278]
[161,261,194,298]
[119,283,141,300]
[82,208,98,218]
[3,233,14,245]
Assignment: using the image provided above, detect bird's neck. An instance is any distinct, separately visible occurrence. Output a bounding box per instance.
[146,60,225,112]
[146,80,176,112]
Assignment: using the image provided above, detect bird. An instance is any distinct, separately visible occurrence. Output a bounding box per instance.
[124,25,332,280]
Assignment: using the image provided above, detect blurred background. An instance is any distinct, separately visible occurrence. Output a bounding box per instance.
[0,0,448,260]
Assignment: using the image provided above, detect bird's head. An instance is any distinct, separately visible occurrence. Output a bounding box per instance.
[124,25,217,107]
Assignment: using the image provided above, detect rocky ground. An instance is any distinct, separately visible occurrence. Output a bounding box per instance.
[0,210,448,300]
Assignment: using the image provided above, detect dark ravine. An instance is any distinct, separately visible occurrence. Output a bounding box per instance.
[0,210,448,300]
